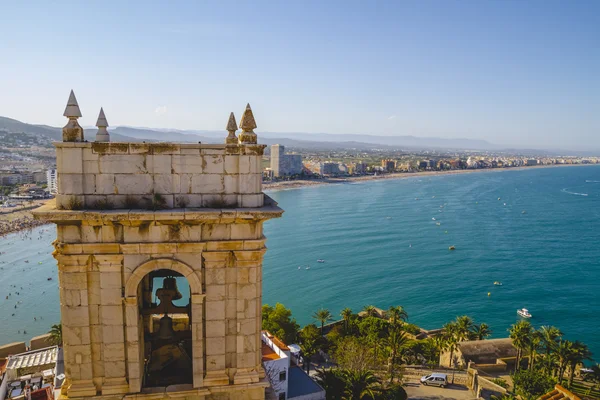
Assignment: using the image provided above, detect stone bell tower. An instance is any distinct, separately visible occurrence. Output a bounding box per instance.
[34,91,283,400]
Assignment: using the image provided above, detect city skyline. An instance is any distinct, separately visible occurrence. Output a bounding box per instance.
[1,1,598,150]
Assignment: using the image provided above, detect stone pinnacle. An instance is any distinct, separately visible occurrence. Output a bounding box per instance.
[63,90,82,118]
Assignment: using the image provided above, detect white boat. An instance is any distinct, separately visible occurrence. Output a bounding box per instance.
[517,308,532,318]
[317,259,325,263]
[494,281,503,286]
[298,266,301,270]
[432,217,436,221]
[305,266,310,270]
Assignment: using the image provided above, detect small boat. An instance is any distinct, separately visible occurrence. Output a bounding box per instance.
[522,210,527,214]
[317,259,325,263]
[503,203,506,206]
[493,281,503,286]
[449,246,456,250]
[498,197,501,200]
[47,277,52,281]
[436,222,441,226]
[305,265,310,270]
[298,266,301,270]
[432,217,436,221]
[517,308,532,318]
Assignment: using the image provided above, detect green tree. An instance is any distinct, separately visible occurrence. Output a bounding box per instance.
[442,322,459,368]
[262,303,300,344]
[313,308,333,336]
[315,368,346,400]
[376,383,407,400]
[567,341,591,388]
[555,340,573,384]
[342,369,381,400]
[454,316,474,341]
[358,316,389,359]
[341,308,354,332]
[47,323,62,346]
[471,323,492,340]
[387,306,408,325]
[527,330,542,371]
[512,369,556,400]
[333,336,375,372]
[383,326,408,383]
[299,324,321,374]
[362,305,377,317]
[539,325,562,373]
[509,320,533,371]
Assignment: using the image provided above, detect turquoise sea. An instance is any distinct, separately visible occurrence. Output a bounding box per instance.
[0,165,599,361]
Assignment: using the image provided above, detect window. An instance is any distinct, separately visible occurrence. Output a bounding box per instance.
[278,393,286,400]
[279,371,287,381]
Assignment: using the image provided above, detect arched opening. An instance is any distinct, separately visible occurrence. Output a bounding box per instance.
[137,269,193,388]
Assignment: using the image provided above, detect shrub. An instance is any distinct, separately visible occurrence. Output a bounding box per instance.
[92,198,114,210]
[62,196,83,210]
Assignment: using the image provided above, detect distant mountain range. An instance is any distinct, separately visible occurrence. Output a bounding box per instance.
[0,115,594,155]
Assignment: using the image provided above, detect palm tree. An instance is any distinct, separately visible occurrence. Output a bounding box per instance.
[341,308,353,332]
[539,325,563,373]
[443,322,459,368]
[567,341,591,388]
[471,323,492,340]
[342,369,380,400]
[314,368,346,400]
[454,316,474,341]
[362,305,377,318]
[383,326,408,383]
[509,320,533,371]
[47,323,62,346]
[555,340,574,384]
[528,330,542,371]
[387,306,408,325]
[313,308,333,336]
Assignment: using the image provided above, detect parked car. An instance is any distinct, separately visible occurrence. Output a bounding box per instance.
[420,373,448,388]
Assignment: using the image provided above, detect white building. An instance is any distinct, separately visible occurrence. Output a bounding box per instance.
[46,169,57,194]
[262,331,325,400]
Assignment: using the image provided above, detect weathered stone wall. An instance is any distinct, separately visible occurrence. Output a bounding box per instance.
[55,143,264,210]
[30,334,52,350]
[0,341,26,358]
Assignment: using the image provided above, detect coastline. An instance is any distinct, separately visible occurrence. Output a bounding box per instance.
[0,200,51,237]
[262,163,596,192]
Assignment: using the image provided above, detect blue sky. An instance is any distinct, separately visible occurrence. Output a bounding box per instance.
[0,1,598,149]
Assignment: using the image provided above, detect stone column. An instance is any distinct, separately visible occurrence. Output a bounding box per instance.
[124,297,142,393]
[202,251,230,386]
[95,255,129,395]
[232,249,264,385]
[191,293,206,388]
[55,254,97,398]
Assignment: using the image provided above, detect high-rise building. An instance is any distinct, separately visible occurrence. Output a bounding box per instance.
[46,169,57,194]
[270,145,303,177]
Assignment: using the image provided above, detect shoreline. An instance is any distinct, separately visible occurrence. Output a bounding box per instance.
[262,163,597,192]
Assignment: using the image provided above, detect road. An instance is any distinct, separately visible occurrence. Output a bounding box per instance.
[404,382,477,400]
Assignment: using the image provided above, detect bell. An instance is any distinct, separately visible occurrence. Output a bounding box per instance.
[157,315,176,340]
[162,277,182,301]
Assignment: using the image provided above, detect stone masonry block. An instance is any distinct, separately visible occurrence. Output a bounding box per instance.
[59,174,84,195]
[203,155,224,174]
[154,174,180,194]
[102,325,124,344]
[114,174,153,195]
[152,155,172,174]
[241,194,264,208]
[101,306,124,326]
[205,284,225,301]
[205,300,225,321]
[191,174,223,194]
[206,320,226,338]
[224,175,239,194]
[99,155,147,174]
[224,156,239,174]
[205,337,225,356]
[82,174,96,194]
[239,174,261,194]
[172,155,203,174]
[61,148,83,174]
[205,355,225,371]
[95,174,116,195]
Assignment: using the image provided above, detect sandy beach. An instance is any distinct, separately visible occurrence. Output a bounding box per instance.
[0,200,51,237]
[262,163,593,192]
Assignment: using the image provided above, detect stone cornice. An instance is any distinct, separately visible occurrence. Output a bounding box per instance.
[33,197,283,223]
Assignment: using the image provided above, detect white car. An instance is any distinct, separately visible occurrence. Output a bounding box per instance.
[420,373,448,388]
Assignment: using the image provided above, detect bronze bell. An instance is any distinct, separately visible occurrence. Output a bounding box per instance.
[157,315,176,340]
[162,277,182,300]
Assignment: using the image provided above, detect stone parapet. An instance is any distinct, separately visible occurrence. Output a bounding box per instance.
[54,142,266,210]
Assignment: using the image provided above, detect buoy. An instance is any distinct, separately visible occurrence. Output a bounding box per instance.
[488,292,491,296]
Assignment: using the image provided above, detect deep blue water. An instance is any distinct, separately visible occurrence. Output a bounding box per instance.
[263,165,600,358]
[0,165,599,360]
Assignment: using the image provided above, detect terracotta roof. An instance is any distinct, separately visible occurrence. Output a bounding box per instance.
[262,342,280,362]
[539,385,580,400]
[261,330,289,351]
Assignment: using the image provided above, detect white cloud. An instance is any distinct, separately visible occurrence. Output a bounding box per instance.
[388,115,396,120]
[155,106,167,116]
